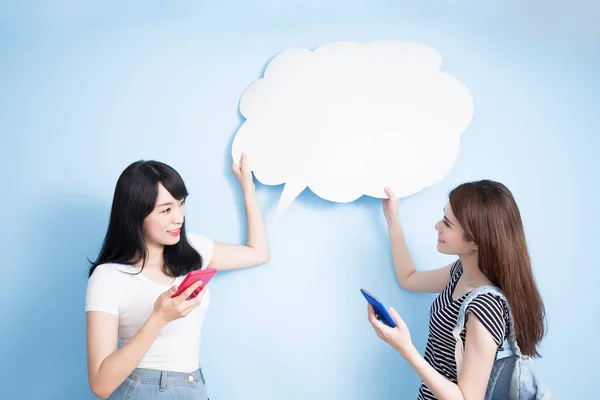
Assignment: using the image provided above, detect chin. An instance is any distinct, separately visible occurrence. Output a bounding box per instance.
[163,236,181,246]
[436,244,454,255]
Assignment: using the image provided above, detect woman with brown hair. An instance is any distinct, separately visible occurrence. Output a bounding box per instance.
[367,180,546,400]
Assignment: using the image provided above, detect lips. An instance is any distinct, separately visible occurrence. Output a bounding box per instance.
[437,237,445,244]
[168,228,181,235]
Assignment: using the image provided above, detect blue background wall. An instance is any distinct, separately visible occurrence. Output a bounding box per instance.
[1,1,598,399]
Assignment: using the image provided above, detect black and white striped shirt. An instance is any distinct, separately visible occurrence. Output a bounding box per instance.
[417,260,510,400]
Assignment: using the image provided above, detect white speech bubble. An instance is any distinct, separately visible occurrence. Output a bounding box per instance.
[232,41,473,218]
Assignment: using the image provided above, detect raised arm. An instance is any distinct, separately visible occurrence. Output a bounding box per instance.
[383,187,451,293]
[210,153,270,271]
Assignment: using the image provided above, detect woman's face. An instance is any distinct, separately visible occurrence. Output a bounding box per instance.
[142,183,186,249]
[434,203,477,256]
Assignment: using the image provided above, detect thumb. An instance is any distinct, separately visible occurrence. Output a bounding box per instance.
[389,307,405,326]
[169,285,178,294]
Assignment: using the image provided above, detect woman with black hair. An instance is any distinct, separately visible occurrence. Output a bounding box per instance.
[85,153,270,399]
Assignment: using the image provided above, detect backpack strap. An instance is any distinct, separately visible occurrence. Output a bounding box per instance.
[452,285,522,377]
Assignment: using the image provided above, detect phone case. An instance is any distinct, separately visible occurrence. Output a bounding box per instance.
[171,268,218,299]
[360,288,397,328]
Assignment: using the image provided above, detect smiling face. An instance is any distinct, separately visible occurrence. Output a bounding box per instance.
[434,203,478,256]
[142,183,186,249]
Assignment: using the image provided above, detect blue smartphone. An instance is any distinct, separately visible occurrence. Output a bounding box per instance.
[361,288,397,328]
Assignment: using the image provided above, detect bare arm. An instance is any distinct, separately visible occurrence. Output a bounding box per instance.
[86,282,205,399]
[86,312,166,399]
[401,313,498,399]
[211,153,270,271]
[383,188,452,292]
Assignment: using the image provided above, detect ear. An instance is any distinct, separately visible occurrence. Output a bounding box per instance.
[472,242,478,251]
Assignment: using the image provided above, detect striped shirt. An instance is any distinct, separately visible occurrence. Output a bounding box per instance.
[417,260,510,400]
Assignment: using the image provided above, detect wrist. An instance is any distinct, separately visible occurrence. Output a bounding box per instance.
[386,215,401,226]
[398,343,419,360]
[148,312,168,330]
[243,184,257,198]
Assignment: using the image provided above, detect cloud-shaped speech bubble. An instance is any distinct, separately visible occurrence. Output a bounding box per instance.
[232,41,473,218]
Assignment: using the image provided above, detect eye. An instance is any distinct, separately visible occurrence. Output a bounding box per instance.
[180,199,186,206]
[443,220,450,227]
[160,208,171,214]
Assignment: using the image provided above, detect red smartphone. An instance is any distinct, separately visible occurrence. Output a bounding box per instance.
[171,268,217,299]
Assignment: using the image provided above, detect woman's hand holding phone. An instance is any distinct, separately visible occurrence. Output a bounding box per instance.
[151,281,207,325]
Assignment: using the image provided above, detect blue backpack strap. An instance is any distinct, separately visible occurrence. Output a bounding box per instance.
[452,285,522,376]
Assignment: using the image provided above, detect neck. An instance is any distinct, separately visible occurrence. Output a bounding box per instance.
[459,251,480,280]
[137,243,165,270]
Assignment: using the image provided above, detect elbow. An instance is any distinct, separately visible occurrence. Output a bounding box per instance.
[396,273,414,291]
[91,389,109,399]
[248,248,271,267]
[397,279,409,291]
[89,382,112,399]
[256,244,271,264]
[260,251,271,264]
[246,245,270,266]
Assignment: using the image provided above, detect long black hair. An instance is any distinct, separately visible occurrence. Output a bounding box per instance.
[89,160,203,278]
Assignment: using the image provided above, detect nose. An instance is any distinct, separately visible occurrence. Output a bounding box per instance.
[434,220,442,233]
[173,209,184,224]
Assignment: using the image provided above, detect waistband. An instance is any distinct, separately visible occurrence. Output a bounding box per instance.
[128,367,205,389]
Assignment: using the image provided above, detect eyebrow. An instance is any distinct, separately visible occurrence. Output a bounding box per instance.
[156,199,185,208]
[443,208,453,226]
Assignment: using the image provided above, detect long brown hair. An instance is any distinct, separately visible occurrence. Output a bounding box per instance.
[449,180,546,357]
